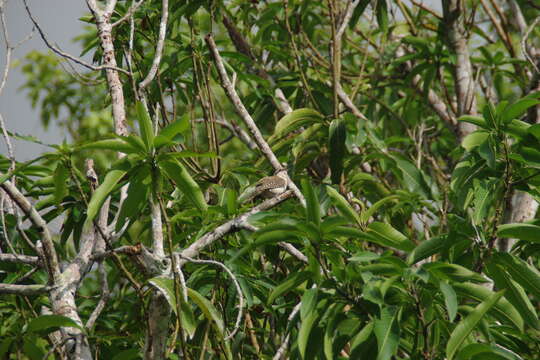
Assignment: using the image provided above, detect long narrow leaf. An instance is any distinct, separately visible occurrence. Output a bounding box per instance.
[446,290,505,360]
[374,306,400,360]
[135,101,154,150]
[159,159,207,213]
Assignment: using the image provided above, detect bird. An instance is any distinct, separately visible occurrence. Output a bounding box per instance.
[238,170,289,204]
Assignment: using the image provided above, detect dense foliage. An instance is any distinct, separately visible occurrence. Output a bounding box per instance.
[1,0,540,359]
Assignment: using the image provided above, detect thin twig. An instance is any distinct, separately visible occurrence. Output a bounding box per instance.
[521,17,540,74]
[22,0,130,75]
[85,262,110,329]
[178,254,244,340]
[272,301,301,360]
[111,0,144,27]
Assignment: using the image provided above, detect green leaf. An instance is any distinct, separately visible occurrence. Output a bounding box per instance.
[473,180,495,225]
[86,162,129,223]
[440,281,458,322]
[458,115,487,128]
[78,138,138,154]
[376,0,388,34]
[360,195,399,224]
[26,315,83,333]
[394,158,430,198]
[493,253,540,299]
[350,321,374,352]
[272,108,324,140]
[374,306,399,360]
[187,288,225,338]
[497,223,540,243]
[135,101,154,150]
[154,114,190,148]
[298,309,318,359]
[0,337,13,358]
[446,290,505,360]
[407,235,447,264]
[486,262,539,330]
[461,132,489,151]
[23,336,44,360]
[159,159,207,213]
[328,118,347,184]
[115,166,150,231]
[302,179,320,226]
[300,288,318,321]
[528,123,540,141]
[456,344,524,360]
[53,162,68,205]
[453,282,523,331]
[112,349,141,360]
[268,271,311,304]
[423,262,487,283]
[501,98,540,124]
[367,222,415,252]
[116,135,147,153]
[148,277,177,314]
[326,185,360,225]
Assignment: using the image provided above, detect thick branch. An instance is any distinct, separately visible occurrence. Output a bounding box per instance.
[177,190,294,265]
[88,3,128,136]
[205,34,306,206]
[138,0,168,90]
[0,253,40,265]
[443,0,477,138]
[0,283,51,295]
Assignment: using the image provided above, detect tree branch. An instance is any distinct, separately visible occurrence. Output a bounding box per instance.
[177,190,294,265]
[138,0,168,91]
[0,178,60,282]
[0,283,51,295]
[205,34,306,207]
[0,253,40,265]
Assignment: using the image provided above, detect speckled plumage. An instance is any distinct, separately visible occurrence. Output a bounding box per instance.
[239,172,288,203]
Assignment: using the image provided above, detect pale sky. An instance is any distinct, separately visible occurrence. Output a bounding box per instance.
[0,0,87,161]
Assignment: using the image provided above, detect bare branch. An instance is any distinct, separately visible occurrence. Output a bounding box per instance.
[87,1,129,137]
[178,255,244,340]
[336,0,360,40]
[0,253,40,265]
[177,190,294,265]
[138,0,168,90]
[278,242,308,263]
[151,193,165,258]
[443,0,477,138]
[272,301,301,360]
[195,117,257,150]
[522,17,540,75]
[0,178,60,282]
[0,283,51,295]
[335,82,369,121]
[86,262,110,330]
[205,34,306,207]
